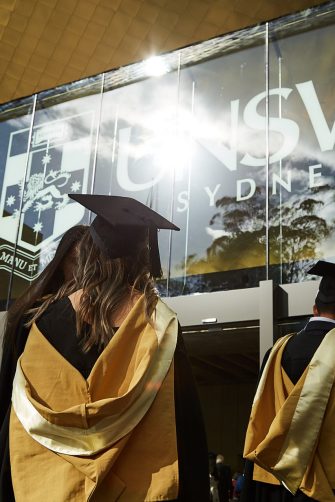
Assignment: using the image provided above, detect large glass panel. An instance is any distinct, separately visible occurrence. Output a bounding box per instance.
[0,96,36,310]
[169,26,268,295]
[6,75,103,305]
[268,4,335,284]
[93,53,182,296]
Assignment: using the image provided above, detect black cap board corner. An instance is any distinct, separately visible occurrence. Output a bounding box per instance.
[308,260,335,304]
[69,194,179,231]
[68,193,180,277]
[308,260,335,277]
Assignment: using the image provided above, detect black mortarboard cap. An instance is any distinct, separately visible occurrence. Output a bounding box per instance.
[68,194,179,277]
[308,260,335,304]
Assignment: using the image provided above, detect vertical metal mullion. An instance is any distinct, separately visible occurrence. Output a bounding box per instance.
[88,73,105,223]
[265,23,270,280]
[167,54,181,296]
[183,80,195,291]
[6,94,38,310]
[278,56,283,284]
[109,105,119,195]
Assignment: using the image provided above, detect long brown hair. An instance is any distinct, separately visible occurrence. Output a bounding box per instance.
[3,225,87,358]
[29,230,158,352]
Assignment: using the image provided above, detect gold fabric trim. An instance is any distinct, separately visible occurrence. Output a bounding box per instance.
[244,328,335,499]
[12,298,178,456]
[273,328,335,493]
[252,334,292,404]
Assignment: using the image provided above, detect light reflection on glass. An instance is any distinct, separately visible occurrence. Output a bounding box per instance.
[143,56,170,77]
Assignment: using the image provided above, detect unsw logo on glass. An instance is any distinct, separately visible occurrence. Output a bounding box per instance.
[0,112,93,280]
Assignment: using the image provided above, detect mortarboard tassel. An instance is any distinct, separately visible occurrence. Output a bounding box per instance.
[149,228,162,278]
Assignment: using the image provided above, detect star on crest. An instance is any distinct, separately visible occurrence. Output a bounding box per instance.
[48,169,58,178]
[42,153,51,167]
[70,181,81,192]
[6,195,16,207]
[33,221,43,234]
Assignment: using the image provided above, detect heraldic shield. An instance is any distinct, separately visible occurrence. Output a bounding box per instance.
[0,112,94,285]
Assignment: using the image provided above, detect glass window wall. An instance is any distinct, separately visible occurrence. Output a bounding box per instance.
[0,3,334,307]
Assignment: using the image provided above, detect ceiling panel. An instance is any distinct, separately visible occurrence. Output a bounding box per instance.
[0,0,329,104]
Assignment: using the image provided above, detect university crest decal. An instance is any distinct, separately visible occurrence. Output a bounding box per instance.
[0,112,94,280]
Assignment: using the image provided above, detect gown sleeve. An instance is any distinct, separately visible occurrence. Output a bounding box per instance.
[0,315,30,502]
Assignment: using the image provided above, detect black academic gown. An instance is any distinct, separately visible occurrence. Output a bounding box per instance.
[240,318,335,502]
[0,298,210,502]
[216,462,233,502]
[0,315,30,502]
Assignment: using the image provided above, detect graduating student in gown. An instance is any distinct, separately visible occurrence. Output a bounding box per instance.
[241,260,335,502]
[8,194,210,502]
[0,224,87,502]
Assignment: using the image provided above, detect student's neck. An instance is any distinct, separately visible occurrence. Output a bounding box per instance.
[315,312,335,320]
[68,289,82,310]
[68,289,142,326]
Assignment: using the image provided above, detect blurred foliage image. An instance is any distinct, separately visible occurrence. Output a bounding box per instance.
[185,184,334,284]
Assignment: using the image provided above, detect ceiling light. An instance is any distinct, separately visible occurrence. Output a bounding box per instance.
[202,318,218,324]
